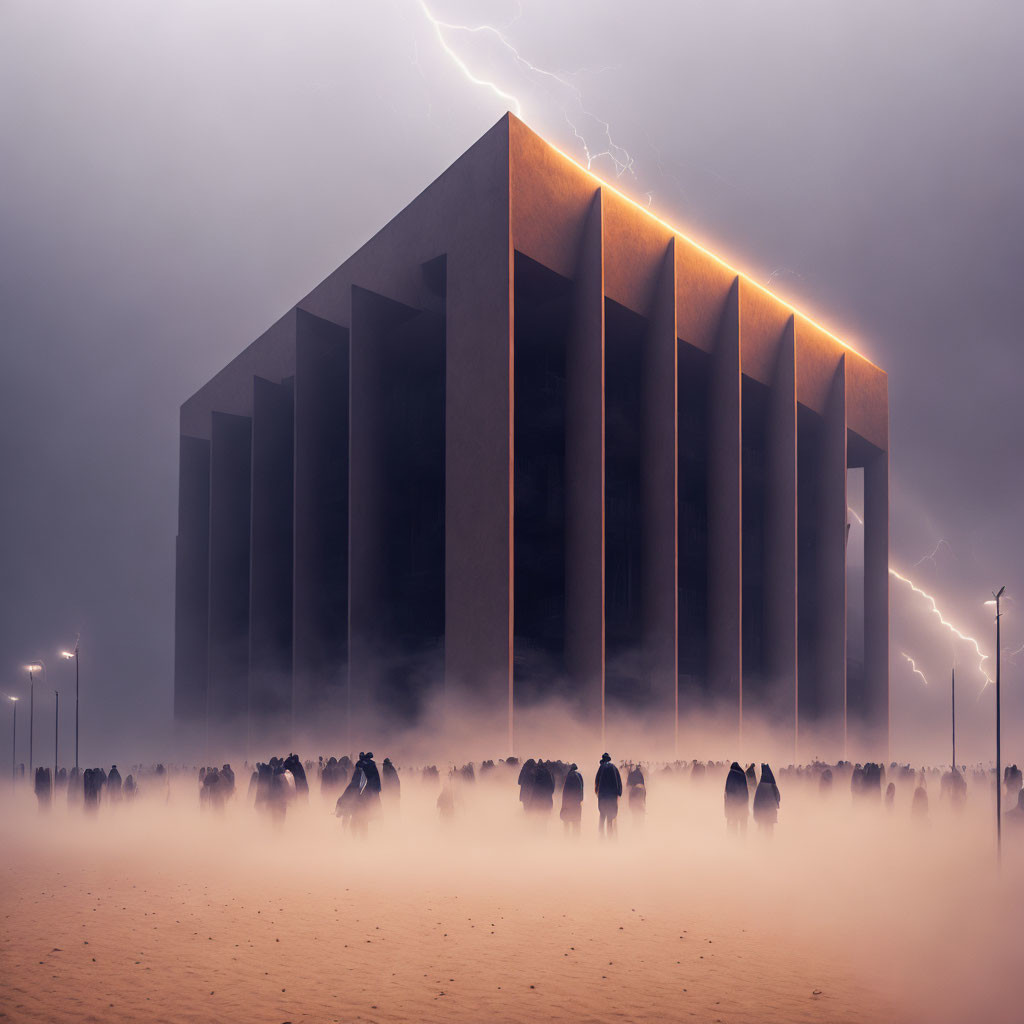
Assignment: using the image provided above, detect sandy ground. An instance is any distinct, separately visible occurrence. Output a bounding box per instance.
[1,770,1021,1024]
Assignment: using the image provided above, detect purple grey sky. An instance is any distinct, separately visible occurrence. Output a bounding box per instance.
[1,0,1021,764]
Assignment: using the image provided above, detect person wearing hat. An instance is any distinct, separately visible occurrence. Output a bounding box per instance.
[752,763,780,834]
[724,762,749,834]
[594,753,622,837]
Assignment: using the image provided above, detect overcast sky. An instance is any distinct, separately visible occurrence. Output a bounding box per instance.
[1,0,1021,764]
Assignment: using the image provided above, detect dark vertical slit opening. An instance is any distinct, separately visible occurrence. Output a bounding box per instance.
[513,252,570,704]
[605,298,647,706]
[797,402,821,723]
[678,341,710,702]
[741,375,769,707]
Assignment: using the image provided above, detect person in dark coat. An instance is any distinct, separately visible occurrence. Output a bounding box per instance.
[34,766,52,811]
[724,762,749,834]
[335,756,365,831]
[381,757,401,809]
[560,763,584,833]
[354,752,382,835]
[595,753,622,836]
[911,783,929,823]
[626,763,646,823]
[517,758,537,810]
[1005,789,1024,829]
[220,764,236,799]
[885,781,896,810]
[752,763,780,834]
[123,774,138,801]
[283,753,308,798]
[819,767,833,796]
[106,765,123,803]
[745,763,757,791]
[530,760,555,815]
[83,768,103,813]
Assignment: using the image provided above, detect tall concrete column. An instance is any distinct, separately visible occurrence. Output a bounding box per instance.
[445,194,514,749]
[249,376,294,754]
[292,310,349,747]
[565,189,605,736]
[863,446,889,757]
[207,411,252,751]
[763,319,798,748]
[816,357,848,755]
[708,278,742,737]
[641,240,678,749]
[174,435,210,723]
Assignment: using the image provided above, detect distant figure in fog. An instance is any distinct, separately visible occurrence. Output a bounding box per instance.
[352,752,382,836]
[940,767,967,810]
[106,765,123,803]
[1005,789,1024,829]
[67,766,82,808]
[752,764,780,834]
[518,758,537,810]
[437,781,455,823]
[34,767,52,810]
[819,768,833,796]
[912,783,929,822]
[201,767,227,813]
[560,763,584,833]
[724,762,749,834]
[124,774,138,801]
[595,753,622,837]
[745,764,757,790]
[335,755,365,831]
[1004,764,1022,801]
[283,754,308,798]
[83,768,104,813]
[220,764,236,799]
[885,782,896,810]
[382,757,401,809]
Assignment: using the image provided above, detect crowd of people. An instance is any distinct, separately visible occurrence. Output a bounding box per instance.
[16,751,1024,838]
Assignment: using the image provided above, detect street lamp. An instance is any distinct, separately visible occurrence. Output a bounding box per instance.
[25,661,46,781]
[9,696,18,788]
[61,638,79,770]
[993,586,1005,866]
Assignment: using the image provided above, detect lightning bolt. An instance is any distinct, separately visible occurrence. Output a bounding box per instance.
[901,652,929,686]
[847,506,864,526]
[416,0,635,178]
[911,538,953,568]
[889,568,992,686]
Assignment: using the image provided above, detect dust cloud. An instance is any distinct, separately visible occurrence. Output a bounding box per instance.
[3,720,1023,1024]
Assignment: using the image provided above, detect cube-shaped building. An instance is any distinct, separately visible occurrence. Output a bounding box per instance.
[175,114,889,759]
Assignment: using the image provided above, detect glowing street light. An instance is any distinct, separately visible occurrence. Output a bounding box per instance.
[25,661,46,781]
[62,638,80,770]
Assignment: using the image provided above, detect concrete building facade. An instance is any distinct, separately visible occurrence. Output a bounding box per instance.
[175,114,889,759]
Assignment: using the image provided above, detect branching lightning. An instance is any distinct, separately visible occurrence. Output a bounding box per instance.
[912,538,953,569]
[901,652,929,686]
[416,0,635,178]
[888,569,992,686]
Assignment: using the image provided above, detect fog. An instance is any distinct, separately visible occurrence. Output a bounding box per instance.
[1,0,1023,767]
[5,749,1024,1022]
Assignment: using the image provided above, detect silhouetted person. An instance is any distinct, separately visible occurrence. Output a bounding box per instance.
[34,766,52,810]
[283,753,308,799]
[335,756,365,831]
[745,763,757,790]
[518,758,537,810]
[560,763,584,833]
[819,768,833,796]
[381,757,400,809]
[67,766,82,808]
[941,767,967,810]
[1004,764,1022,801]
[752,763,780,834]
[885,782,896,810]
[1005,789,1024,829]
[124,774,138,801]
[437,781,455,823]
[595,753,622,836]
[220,763,236,799]
[106,765,123,803]
[353,752,382,835]
[83,768,103,813]
[530,760,555,816]
[724,762,749,834]
[911,784,929,822]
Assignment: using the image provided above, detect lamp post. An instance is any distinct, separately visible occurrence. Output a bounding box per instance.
[54,689,59,792]
[993,586,1005,866]
[62,639,79,770]
[9,696,18,788]
[25,661,47,782]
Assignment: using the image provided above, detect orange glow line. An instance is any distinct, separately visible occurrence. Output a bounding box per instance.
[544,136,881,370]
[900,652,929,687]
